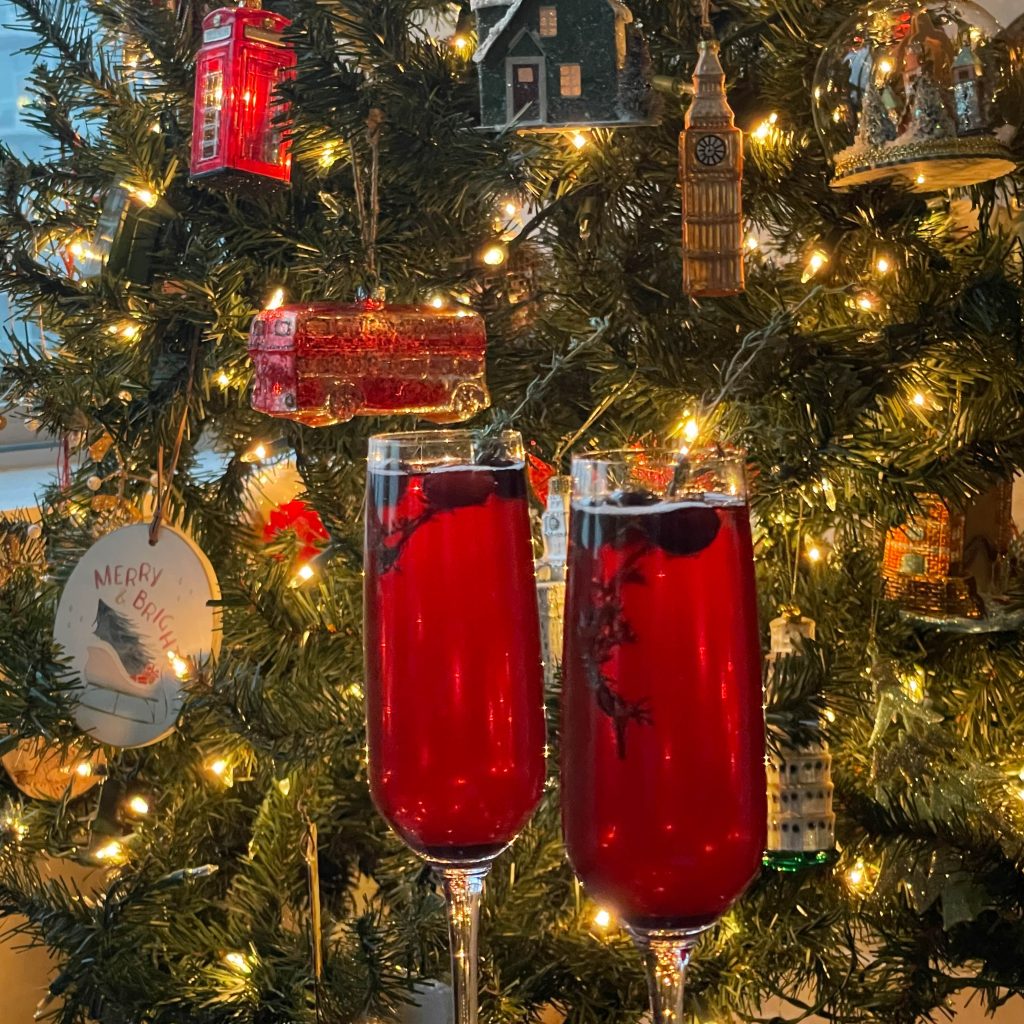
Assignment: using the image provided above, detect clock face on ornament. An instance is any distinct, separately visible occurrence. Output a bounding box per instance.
[695,134,727,166]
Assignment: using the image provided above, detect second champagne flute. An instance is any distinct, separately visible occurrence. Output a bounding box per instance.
[363,429,546,1024]
[561,447,766,1024]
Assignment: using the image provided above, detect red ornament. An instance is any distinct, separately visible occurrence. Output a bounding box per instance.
[527,451,556,505]
[262,499,329,562]
[190,0,295,187]
[248,297,490,425]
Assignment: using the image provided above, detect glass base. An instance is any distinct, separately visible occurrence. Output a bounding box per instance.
[763,848,837,873]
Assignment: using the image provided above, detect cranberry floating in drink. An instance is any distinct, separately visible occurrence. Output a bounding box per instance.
[363,430,545,1024]
[561,448,766,1024]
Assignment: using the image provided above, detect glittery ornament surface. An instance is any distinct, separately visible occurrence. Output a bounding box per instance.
[679,39,744,297]
[882,494,981,619]
[248,299,490,425]
[472,0,657,131]
[813,0,1018,192]
[189,2,295,187]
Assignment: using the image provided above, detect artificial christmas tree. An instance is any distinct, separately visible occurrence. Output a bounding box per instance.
[2,0,1024,1021]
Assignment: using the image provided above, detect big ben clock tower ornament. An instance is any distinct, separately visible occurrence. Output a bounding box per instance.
[679,4,744,297]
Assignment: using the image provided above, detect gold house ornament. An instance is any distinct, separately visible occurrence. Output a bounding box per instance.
[679,37,744,297]
[881,483,1015,623]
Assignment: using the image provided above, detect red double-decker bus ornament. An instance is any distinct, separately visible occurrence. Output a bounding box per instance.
[190,0,295,187]
[248,297,491,425]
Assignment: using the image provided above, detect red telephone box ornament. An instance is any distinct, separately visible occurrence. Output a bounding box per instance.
[248,297,491,425]
[190,0,295,187]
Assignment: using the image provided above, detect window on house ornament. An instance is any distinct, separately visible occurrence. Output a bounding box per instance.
[539,7,557,37]
[560,63,581,97]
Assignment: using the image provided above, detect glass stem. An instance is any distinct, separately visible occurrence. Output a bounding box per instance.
[437,865,490,1024]
[629,925,710,1024]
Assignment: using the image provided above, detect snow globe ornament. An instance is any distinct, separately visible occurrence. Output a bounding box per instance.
[812,1,1022,192]
[472,0,658,130]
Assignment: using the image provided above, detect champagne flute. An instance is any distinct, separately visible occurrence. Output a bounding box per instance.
[560,447,766,1021]
[363,430,546,1024]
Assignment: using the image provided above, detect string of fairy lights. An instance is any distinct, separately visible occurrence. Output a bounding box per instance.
[11,23,1024,1022]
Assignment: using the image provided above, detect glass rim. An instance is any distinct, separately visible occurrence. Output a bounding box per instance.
[367,429,525,468]
[367,428,522,444]
[570,445,747,464]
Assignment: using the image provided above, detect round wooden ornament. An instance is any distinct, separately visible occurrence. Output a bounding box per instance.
[1,737,106,801]
[53,524,220,747]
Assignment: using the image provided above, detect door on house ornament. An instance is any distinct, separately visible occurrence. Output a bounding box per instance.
[510,61,542,122]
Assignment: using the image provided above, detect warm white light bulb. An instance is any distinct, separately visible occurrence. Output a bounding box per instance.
[265,288,285,310]
[208,758,228,777]
[94,840,123,863]
[683,417,699,443]
[571,131,588,150]
[127,795,150,816]
[482,245,506,267]
[846,859,865,888]
[224,952,252,974]
[75,762,93,778]
[167,651,190,680]
[593,908,612,928]
[912,391,926,407]
[807,545,822,562]
[801,249,828,283]
[875,256,891,274]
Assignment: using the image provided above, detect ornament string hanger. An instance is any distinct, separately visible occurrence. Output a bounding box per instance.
[698,0,713,38]
[349,109,383,295]
[149,331,199,546]
[300,806,326,1024]
[789,501,804,605]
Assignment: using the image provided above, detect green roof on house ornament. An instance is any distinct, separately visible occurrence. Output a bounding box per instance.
[472,0,658,130]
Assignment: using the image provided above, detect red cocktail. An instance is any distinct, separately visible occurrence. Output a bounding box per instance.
[364,430,545,1024]
[560,448,765,1022]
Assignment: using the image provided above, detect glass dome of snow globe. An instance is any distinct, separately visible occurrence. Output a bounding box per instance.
[812,1,1023,192]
